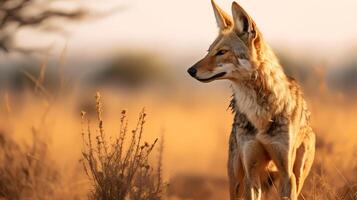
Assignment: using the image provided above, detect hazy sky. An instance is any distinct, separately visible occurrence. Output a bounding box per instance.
[20,0,357,62]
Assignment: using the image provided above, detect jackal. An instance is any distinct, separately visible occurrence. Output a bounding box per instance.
[187,1,315,200]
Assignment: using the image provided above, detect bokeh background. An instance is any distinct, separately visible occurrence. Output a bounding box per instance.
[0,0,357,199]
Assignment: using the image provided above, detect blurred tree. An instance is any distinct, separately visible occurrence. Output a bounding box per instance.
[92,52,172,90]
[0,0,117,53]
[330,61,357,94]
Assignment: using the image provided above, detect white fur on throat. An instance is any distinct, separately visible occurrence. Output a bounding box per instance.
[232,83,271,131]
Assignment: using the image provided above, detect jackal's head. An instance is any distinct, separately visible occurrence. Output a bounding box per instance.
[187,0,262,83]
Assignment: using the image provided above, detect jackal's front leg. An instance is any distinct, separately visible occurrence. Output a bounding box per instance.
[241,139,270,200]
[228,133,244,200]
[258,120,297,200]
[228,151,244,200]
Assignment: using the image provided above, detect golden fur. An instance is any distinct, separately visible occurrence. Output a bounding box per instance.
[187,1,316,200]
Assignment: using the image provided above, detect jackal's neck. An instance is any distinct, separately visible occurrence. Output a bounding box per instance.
[254,43,289,101]
[231,42,290,130]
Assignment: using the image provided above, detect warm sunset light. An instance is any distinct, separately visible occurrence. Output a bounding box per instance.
[0,0,356,200]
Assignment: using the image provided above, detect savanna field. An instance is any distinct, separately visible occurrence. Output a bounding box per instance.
[1,0,357,200]
[1,58,356,200]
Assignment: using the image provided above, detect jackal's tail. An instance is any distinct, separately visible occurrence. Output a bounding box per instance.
[260,170,281,200]
[261,162,280,193]
[262,170,279,191]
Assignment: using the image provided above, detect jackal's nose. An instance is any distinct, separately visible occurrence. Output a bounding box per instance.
[187,67,197,77]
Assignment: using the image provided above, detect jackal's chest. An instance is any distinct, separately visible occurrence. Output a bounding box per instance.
[229,110,269,152]
[232,85,272,131]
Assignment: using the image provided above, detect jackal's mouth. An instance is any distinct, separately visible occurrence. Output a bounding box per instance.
[196,72,227,82]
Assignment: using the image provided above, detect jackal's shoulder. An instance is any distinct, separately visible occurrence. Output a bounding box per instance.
[285,75,311,126]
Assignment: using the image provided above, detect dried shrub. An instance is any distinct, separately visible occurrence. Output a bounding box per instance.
[81,92,165,200]
[0,129,62,200]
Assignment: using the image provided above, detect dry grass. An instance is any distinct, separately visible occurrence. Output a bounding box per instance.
[0,89,356,200]
[0,61,356,200]
[81,93,165,200]
[0,127,81,200]
[1,89,356,200]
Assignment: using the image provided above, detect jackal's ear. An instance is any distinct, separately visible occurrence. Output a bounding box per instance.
[231,2,255,37]
[211,0,233,30]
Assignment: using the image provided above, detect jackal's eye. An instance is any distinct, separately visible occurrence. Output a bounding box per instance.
[215,49,228,56]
